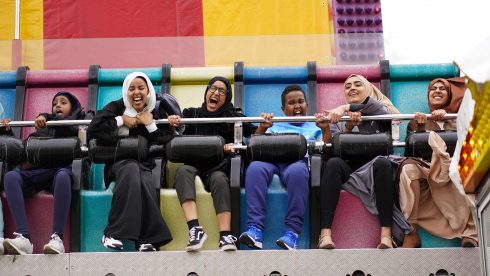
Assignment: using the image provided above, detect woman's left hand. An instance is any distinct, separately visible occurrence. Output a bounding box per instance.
[223,143,237,154]
[136,111,154,126]
[431,109,446,121]
[168,115,181,128]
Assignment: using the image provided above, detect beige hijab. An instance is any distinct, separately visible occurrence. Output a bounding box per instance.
[346,74,400,114]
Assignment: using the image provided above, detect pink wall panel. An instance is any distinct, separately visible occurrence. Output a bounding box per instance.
[43,37,205,69]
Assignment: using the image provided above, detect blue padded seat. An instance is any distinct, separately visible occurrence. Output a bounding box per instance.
[238,65,313,248]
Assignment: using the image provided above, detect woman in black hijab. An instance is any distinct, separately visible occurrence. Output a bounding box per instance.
[173,76,257,252]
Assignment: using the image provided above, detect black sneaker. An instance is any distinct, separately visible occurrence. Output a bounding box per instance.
[138,243,156,252]
[219,235,237,251]
[101,235,123,250]
[186,226,207,252]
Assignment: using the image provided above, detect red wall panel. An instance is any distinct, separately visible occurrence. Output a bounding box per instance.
[43,0,203,38]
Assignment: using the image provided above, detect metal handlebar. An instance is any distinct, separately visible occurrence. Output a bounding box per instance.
[0,114,458,127]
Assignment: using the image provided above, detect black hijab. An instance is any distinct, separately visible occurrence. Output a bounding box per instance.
[184,77,249,143]
[51,91,84,120]
[198,76,236,117]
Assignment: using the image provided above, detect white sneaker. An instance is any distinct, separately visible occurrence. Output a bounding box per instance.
[43,233,65,254]
[0,238,4,255]
[101,235,123,250]
[3,233,34,255]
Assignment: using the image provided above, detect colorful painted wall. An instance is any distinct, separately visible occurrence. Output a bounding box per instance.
[0,0,336,70]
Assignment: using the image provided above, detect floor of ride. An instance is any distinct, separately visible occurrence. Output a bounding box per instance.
[0,248,481,276]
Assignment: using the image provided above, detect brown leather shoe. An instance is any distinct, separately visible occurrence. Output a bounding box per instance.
[461,237,478,248]
[401,231,421,248]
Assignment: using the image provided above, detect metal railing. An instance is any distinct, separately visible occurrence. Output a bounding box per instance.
[0,113,458,150]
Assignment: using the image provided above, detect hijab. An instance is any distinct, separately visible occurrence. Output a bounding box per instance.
[52,91,84,119]
[186,76,247,142]
[119,72,157,136]
[198,76,235,117]
[122,72,157,117]
[427,77,466,113]
[346,74,400,114]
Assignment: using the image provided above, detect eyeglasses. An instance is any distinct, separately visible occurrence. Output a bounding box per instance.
[208,85,227,96]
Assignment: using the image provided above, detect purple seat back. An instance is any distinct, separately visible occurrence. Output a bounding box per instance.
[331,190,380,248]
[316,65,381,111]
[21,70,89,139]
[2,192,70,253]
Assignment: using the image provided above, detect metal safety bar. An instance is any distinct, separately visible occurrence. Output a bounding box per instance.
[0,114,457,127]
[0,114,458,150]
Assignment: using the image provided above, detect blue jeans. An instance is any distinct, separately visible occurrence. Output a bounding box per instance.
[244,160,309,234]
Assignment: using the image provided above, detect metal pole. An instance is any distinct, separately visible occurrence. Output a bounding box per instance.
[0,114,458,127]
[15,0,20,39]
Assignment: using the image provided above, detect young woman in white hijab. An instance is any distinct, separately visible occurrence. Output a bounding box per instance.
[87,72,179,252]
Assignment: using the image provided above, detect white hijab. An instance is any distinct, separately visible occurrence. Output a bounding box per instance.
[118,72,157,135]
[122,72,156,117]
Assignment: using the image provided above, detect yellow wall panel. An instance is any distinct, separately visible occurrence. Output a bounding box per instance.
[0,0,15,39]
[203,0,330,36]
[0,40,12,70]
[20,0,43,39]
[22,40,44,70]
[204,34,334,66]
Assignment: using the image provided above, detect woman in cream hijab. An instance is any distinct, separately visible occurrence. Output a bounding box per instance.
[399,77,478,248]
[318,74,411,250]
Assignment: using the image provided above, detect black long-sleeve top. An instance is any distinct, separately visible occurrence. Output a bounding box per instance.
[87,99,175,173]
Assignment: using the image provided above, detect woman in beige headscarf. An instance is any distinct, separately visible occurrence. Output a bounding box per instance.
[398,77,478,248]
[318,74,411,250]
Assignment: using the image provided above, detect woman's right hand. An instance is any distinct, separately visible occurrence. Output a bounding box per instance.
[168,115,181,129]
[414,112,427,125]
[34,115,47,129]
[1,119,11,132]
[122,115,138,128]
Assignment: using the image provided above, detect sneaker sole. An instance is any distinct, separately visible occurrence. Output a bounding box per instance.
[186,233,208,252]
[219,244,237,251]
[238,234,262,249]
[43,245,63,254]
[276,239,296,250]
[3,240,30,255]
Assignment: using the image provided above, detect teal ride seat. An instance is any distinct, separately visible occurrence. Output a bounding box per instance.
[80,66,165,252]
[389,63,460,155]
[417,227,461,248]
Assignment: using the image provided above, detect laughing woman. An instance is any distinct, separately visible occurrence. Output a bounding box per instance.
[318,74,411,250]
[172,76,258,252]
[87,72,177,252]
[399,77,478,248]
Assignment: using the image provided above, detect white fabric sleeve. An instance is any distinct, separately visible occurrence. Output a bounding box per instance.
[115,116,124,127]
[145,122,158,133]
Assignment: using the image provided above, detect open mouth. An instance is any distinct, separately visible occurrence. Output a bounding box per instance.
[208,96,219,108]
[55,110,63,116]
[133,96,143,105]
[293,110,302,116]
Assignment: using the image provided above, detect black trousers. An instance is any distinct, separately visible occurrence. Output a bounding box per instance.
[320,157,394,228]
[104,159,172,247]
[175,164,231,214]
